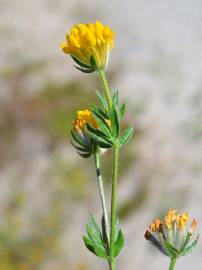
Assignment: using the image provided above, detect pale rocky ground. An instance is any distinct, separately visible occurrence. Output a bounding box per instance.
[0,0,202,270]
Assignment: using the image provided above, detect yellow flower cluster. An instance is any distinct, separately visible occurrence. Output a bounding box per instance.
[148,208,196,233]
[72,109,98,132]
[60,21,114,69]
[145,209,198,258]
[164,208,189,230]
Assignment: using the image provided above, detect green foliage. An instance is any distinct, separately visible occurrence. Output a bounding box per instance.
[114,219,124,257]
[120,102,126,118]
[85,90,133,150]
[83,215,109,259]
[118,127,134,147]
[96,90,108,111]
[110,104,120,139]
[83,215,124,260]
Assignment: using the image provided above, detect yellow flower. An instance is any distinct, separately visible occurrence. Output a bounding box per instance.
[165,214,172,230]
[72,109,98,132]
[176,212,189,230]
[164,208,177,230]
[189,219,197,234]
[60,21,114,70]
[145,209,199,258]
[168,208,177,221]
[149,218,162,232]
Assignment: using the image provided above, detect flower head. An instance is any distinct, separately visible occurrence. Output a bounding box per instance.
[71,109,111,157]
[72,109,98,132]
[60,21,114,72]
[71,109,98,158]
[145,209,199,258]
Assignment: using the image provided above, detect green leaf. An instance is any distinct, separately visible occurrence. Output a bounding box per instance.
[83,236,96,255]
[91,108,112,138]
[110,104,120,139]
[112,90,119,108]
[91,104,109,119]
[86,124,110,141]
[71,55,91,69]
[180,234,199,256]
[120,102,126,118]
[74,66,94,73]
[86,215,103,244]
[86,124,113,148]
[83,215,108,259]
[114,229,124,257]
[96,90,108,110]
[118,127,133,147]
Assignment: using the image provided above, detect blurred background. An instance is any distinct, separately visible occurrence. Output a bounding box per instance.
[0,0,202,269]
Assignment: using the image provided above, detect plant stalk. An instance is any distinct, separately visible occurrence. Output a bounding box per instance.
[109,143,119,270]
[97,69,119,270]
[98,69,112,110]
[94,151,110,241]
[169,257,177,270]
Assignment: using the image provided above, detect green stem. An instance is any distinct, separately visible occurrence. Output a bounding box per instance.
[94,151,110,242]
[169,257,177,270]
[97,69,119,270]
[109,143,119,270]
[98,69,112,109]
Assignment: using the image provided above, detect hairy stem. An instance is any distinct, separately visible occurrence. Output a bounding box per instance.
[98,69,112,110]
[94,151,110,241]
[97,69,119,270]
[169,257,177,270]
[109,143,119,270]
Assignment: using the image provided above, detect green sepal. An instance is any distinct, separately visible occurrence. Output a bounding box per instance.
[83,215,109,259]
[74,66,94,73]
[96,90,108,111]
[120,102,126,118]
[180,234,199,256]
[71,130,84,146]
[110,104,120,139]
[77,152,92,158]
[70,141,88,152]
[71,130,96,158]
[118,126,133,148]
[71,55,91,69]
[90,55,98,70]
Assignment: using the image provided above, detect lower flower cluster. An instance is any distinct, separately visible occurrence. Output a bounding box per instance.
[145,209,199,258]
